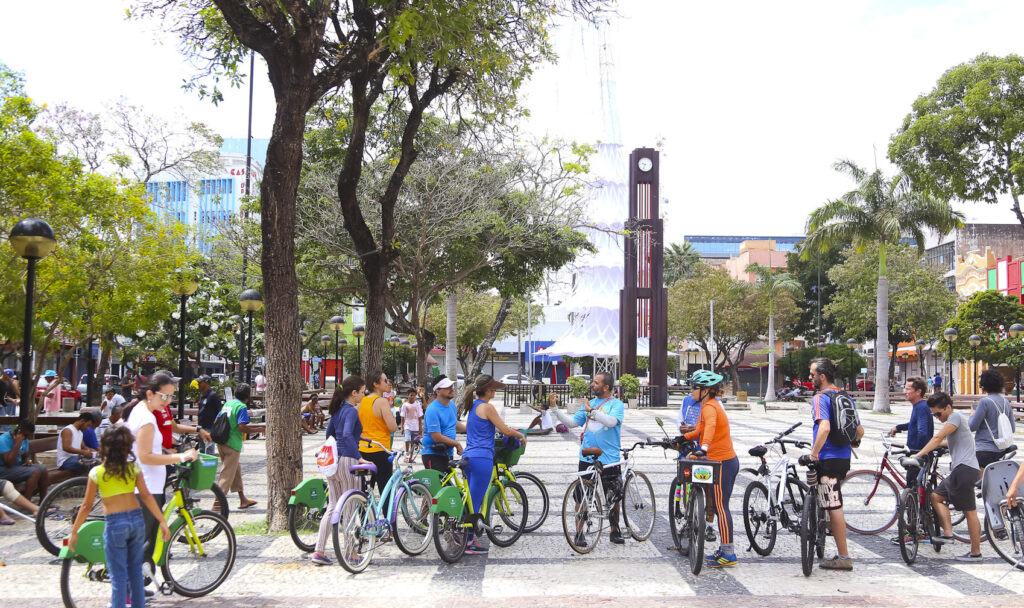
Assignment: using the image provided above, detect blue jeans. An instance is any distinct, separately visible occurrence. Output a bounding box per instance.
[104,508,147,607]
[58,455,92,473]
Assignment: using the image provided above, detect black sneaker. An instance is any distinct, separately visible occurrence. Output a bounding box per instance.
[573,531,588,548]
[609,529,625,544]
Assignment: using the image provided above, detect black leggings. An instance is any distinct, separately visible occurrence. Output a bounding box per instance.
[140,493,166,567]
[422,452,450,473]
[359,450,393,495]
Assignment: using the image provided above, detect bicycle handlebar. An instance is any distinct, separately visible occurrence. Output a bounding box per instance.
[362,438,404,461]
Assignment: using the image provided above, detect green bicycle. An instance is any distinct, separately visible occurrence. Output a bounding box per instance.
[59,455,237,607]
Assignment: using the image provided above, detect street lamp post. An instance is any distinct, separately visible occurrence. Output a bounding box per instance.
[969,334,982,395]
[229,315,242,381]
[490,347,497,378]
[172,274,199,419]
[846,339,858,391]
[388,335,401,382]
[352,325,365,374]
[1010,323,1024,402]
[329,315,346,389]
[239,289,263,384]
[915,339,926,377]
[9,218,57,423]
[337,338,347,376]
[320,335,331,389]
[943,328,958,395]
[401,339,412,382]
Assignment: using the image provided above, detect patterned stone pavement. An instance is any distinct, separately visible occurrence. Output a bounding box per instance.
[3,401,1024,606]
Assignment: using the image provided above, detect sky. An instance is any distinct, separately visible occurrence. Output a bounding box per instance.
[1,0,1022,242]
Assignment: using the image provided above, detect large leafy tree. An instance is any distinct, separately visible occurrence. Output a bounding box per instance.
[942,291,1024,370]
[889,54,1024,231]
[134,0,610,529]
[826,244,957,385]
[746,263,801,401]
[664,242,700,286]
[805,160,963,412]
[784,243,845,342]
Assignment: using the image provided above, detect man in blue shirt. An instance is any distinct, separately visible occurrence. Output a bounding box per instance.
[420,376,466,472]
[552,372,626,546]
[0,421,49,501]
[889,376,933,452]
[677,388,702,432]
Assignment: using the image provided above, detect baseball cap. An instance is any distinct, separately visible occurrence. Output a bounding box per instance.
[3,369,12,376]
[196,374,213,385]
[44,369,57,377]
[433,377,456,390]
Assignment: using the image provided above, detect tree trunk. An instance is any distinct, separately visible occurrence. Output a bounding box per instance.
[764,313,777,402]
[445,291,458,381]
[90,340,113,408]
[467,297,513,379]
[363,274,386,379]
[260,95,306,531]
[873,274,891,413]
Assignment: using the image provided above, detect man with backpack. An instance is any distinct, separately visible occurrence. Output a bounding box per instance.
[969,369,1016,470]
[210,383,264,510]
[808,358,864,571]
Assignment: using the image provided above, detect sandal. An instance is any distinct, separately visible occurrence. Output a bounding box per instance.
[0,517,15,525]
[238,500,258,509]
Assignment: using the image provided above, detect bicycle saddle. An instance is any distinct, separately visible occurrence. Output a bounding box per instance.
[450,458,470,470]
[581,447,604,457]
[349,463,378,475]
[748,445,768,458]
[899,457,922,470]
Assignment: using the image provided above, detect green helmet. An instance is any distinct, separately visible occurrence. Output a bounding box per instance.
[690,369,724,388]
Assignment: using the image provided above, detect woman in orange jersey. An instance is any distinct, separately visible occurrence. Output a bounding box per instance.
[683,370,739,568]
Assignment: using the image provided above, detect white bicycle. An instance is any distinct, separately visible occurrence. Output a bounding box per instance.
[560,441,656,554]
[741,422,813,555]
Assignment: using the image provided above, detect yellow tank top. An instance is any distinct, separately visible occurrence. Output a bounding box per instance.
[89,462,140,497]
[358,394,392,453]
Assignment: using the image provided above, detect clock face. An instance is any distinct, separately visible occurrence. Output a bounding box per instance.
[638,157,652,172]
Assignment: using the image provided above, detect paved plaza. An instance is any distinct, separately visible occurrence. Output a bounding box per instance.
[3,402,1024,607]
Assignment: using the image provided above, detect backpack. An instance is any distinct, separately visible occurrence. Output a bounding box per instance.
[824,389,859,447]
[209,406,233,444]
[983,396,1014,451]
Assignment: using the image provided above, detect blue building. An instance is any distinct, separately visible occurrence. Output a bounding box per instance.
[684,235,805,260]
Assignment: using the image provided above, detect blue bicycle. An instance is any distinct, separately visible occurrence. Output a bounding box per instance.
[331,440,434,573]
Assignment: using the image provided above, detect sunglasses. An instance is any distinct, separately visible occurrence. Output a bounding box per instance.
[154,390,174,402]
[931,410,945,419]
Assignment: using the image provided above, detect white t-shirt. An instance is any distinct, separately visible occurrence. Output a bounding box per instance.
[101,394,126,417]
[254,374,267,391]
[56,424,83,467]
[127,404,166,493]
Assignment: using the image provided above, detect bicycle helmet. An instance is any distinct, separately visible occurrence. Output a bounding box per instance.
[690,369,724,388]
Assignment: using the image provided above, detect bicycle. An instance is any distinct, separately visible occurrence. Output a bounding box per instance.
[895,448,948,564]
[797,455,826,577]
[59,455,236,607]
[740,422,812,556]
[37,435,229,556]
[979,459,1024,575]
[287,477,328,553]
[560,441,656,555]
[430,445,530,564]
[332,440,434,573]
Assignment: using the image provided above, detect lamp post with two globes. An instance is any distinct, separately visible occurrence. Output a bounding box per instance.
[172,273,199,418]
[943,328,958,395]
[239,289,263,384]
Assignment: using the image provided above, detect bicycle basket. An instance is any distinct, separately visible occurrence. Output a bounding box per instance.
[185,453,220,491]
[676,458,721,485]
[495,436,526,467]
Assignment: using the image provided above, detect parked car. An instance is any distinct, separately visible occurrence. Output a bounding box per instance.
[37,380,82,408]
[499,374,537,385]
[211,373,230,385]
[76,374,121,395]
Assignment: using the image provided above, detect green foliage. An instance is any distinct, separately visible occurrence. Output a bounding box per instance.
[664,242,700,286]
[619,374,640,401]
[424,288,538,372]
[785,244,845,341]
[777,344,866,384]
[567,375,588,398]
[941,291,1024,364]
[889,53,1024,227]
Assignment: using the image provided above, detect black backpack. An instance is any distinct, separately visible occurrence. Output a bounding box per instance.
[209,407,233,444]
[823,389,859,446]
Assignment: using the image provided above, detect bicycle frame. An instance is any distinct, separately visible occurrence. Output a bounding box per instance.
[153,488,205,567]
[329,441,417,531]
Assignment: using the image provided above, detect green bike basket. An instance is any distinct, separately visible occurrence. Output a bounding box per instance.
[494,434,526,467]
[185,453,220,491]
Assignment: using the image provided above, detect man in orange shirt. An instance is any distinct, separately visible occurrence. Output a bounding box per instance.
[683,370,739,567]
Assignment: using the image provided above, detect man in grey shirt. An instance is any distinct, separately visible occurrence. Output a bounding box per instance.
[913,392,982,560]
[969,369,1016,469]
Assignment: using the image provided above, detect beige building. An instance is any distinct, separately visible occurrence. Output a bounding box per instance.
[725,240,789,283]
[955,248,997,298]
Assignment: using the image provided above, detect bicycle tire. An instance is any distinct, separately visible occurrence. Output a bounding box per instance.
[742,480,777,556]
[841,470,899,535]
[37,477,101,557]
[621,470,656,542]
[800,494,817,576]
[952,503,988,544]
[668,476,687,552]
[287,503,324,553]
[509,471,549,532]
[562,478,603,554]
[333,492,376,573]
[487,481,528,547]
[180,482,230,521]
[432,509,469,564]
[897,488,919,564]
[985,505,1024,570]
[391,481,433,556]
[161,510,236,597]
[60,558,111,608]
[687,488,705,575]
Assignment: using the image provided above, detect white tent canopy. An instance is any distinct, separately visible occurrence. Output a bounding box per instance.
[534,307,650,358]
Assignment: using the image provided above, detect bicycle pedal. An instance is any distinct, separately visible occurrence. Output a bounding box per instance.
[159,581,175,596]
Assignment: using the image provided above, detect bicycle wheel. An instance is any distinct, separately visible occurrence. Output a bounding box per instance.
[180,482,230,521]
[509,471,549,532]
[562,478,603,554]
[897,488,919,564]
[687,488,705,575]
[333,492,376,573]
[288,503,324,553]
[432,509,469,564]
[800,495,817,576]
[391,481,433,556]
[668,477,687,552]
[37,477,101,556]
[622,471,656,542]
[951,503,988,544]
[742,480,777,556]
[841,470,899,535]
[986,506,1024,570]
[60,559,112,608]
[161,510,236,597]
[486,481,528,547]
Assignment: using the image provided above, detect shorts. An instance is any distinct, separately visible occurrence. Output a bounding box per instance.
[403,429,419,442]
[816,458,850,511]
[0,463,44,483]
[934,464,980,512]
[422,452,450,473]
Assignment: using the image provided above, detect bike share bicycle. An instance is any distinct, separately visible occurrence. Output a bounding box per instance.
[59,456,236,607]
[894,447,949,564]
[979,459,1024,579]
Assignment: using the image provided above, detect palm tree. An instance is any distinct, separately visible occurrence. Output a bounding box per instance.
[665,242,700,285]
[746,263,801,401]
[805,160,964,412]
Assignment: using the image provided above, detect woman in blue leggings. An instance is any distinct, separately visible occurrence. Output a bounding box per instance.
[461,374,525,555]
